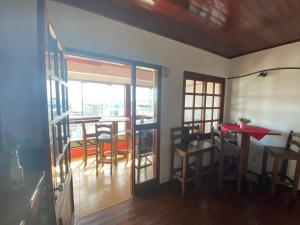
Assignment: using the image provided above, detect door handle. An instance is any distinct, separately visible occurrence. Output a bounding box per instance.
[54,184,63,192]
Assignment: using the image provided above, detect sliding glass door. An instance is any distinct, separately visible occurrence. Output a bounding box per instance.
[132,64,161,194]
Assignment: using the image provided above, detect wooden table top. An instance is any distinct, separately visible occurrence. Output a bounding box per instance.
[175,140,214,157]
[99,116,130,123]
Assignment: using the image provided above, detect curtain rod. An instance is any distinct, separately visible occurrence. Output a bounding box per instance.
[227,67,300,80]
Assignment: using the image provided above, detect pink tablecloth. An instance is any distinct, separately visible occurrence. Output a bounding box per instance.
[221,123,270,140]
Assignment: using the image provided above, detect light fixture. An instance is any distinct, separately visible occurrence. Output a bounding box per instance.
[142,0,155,6]
[258,71,268,77]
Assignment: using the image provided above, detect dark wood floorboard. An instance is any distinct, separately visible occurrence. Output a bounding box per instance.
[77,179,300,225]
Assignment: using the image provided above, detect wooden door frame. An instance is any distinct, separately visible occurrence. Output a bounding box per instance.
[64,48,162,196]
[37,0,57,223]
[131,63,162,196]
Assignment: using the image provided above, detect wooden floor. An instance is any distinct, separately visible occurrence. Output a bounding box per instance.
[71,155,154,218]
[71,157,132,218]
[77,178,300,225]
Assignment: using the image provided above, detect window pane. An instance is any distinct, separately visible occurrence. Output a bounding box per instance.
[212,121,219,129]
[195,95,203,107]
[206,82,214,94]
[206,96,213,107]
[214,96,221,107]
[82,82,107,116]
[185,95,194,107]
[205,122,211,133]
[70,123,82,141]
[184,109,193,122]
[195,81,203,93]
[215,83,221,95]
[82,82,125,117]
[194,109,202,121]
[205,109,212,120]
[185,80,194,93]
[51,80,58,118]
[136,86,154,122]
[213,109,220,120]
[111,84,125,116]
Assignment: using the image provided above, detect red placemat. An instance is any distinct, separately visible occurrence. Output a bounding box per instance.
[221,123,270,140]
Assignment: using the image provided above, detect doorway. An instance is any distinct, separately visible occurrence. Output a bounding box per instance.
[66,53,161,218]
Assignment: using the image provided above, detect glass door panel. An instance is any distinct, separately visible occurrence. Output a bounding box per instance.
[135,66,158,124]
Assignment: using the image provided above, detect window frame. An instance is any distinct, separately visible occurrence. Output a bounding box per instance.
[182,71,226,134]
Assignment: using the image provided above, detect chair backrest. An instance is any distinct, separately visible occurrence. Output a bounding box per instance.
[286,131,300,153]
[170,127,189,147]
[95,123,113,138]
[82,120,98,138]
[185,124,211,141]
[137,130,153,155]
[211,127,224,151]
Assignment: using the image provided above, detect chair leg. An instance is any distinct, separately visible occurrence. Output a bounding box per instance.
[261,150,268,188]
[83,140,87,167]
[210,148,215,175]
[196,153,203,190]
[137,155,141,183]
[110,144,113,176]
[292,159,300,200]
[218,154,224,190]
[96,142,99,175]
[271,157,280,196]
[237,154,244,194]
[182,156,188,198]
[101,143,104,167]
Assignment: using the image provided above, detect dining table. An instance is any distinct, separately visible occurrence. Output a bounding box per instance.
[221,123,281,184]
[99,116,131,164]
[99,116,130,132]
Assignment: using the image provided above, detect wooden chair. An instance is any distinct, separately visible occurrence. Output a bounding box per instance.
[116,128,131,165]
[170,127,215,197]
[262,131,300,199]
[95,123,115,176]
[135,129,153,183]
[211,127,243,193]
[82,120,98,167]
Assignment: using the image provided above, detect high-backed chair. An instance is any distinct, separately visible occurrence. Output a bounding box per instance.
[95,123,115,176]
[170,126,215,197]
[211,127,243,193]
[82,120,98,167]
[262,131,300,199]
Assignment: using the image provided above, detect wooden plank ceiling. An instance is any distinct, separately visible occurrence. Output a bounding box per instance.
[54,0,300,58]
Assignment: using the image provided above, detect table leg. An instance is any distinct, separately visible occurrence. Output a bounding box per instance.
[113,121,118,166]
[241,133,250,175]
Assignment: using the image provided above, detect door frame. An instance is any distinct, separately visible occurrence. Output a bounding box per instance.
[65,48,162,196]
[131,62,162,196]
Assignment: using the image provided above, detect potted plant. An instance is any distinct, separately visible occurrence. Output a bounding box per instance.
[238,117,251,129]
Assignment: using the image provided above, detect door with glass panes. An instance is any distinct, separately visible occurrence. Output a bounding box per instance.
[132,63,161,195]
[182,71,225,135]
[46,24,74,225]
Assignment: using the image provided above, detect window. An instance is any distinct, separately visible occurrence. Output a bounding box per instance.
[68,80,126,140]
[182,71,225,134]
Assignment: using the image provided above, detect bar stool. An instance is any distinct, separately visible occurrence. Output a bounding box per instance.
[211,127,243,193]
[262,131,300,199]
[95,123,115,176]
[82,120,97,167]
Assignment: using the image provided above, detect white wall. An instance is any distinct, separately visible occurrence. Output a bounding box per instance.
[226,42,300,182]
[47,1,230,183]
